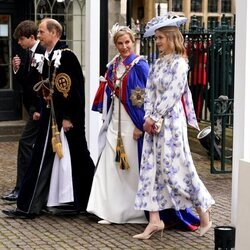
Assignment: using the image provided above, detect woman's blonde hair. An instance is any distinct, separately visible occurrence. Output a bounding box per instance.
[113,27,135,44]
[157,26,186,58]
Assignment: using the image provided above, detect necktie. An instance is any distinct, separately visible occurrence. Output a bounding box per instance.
[28,50,33,71]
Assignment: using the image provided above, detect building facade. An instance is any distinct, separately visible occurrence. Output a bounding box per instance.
[131,0,235,29]
[0,0,236,121]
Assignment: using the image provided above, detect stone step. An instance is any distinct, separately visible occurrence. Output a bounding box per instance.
[0,120,26,142]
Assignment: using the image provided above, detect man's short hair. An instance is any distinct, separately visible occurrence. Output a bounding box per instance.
[13,20,38,40]
[43,18,62,38]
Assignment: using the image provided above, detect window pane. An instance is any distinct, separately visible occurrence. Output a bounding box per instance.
[208,0,218,13]
[155,3,168,16]
[172,0,183,12]
[191,0,202,12]
[222,0,231,13]
[0,24,8,37]
[0,40,9,89]
[0,15,10,89]
[196,16,203,26]
[190,16,203,27]
[222,17,232,27]
[208,16,219,28]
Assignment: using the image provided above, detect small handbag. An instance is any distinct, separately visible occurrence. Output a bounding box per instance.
[153,118,163,133]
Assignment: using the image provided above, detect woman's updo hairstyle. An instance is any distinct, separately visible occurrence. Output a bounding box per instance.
[110,23,135,44]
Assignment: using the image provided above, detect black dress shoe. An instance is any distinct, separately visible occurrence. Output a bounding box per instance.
[2,188,19,201]
[44,205,81,216]
[2,209,36,219]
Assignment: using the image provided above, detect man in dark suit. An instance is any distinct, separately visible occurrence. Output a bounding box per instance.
[2,20,45,201]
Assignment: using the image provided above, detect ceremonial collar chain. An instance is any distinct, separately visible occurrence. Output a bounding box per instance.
[112,57,133,88]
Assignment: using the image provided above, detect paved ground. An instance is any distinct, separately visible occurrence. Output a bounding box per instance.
[0,141,232,249]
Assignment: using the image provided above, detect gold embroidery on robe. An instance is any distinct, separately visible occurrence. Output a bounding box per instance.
[55,73,71,98]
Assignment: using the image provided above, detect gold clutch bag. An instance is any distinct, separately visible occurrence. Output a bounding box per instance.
[153,118,163,133]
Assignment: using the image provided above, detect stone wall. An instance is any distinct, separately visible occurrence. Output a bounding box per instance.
[108,0,126,60]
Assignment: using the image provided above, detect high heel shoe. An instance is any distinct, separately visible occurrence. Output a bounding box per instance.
[133,220,165,240]
[200,208,212,236]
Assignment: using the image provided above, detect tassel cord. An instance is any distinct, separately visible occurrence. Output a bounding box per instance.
[47,62,63,159]
[114,64,130,170]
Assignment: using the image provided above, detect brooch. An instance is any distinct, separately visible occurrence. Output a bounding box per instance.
[130,86,145,108]
[55,73,71,98]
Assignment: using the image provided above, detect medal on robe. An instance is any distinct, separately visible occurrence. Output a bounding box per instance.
[55,73,71,98]
[130,86,145,108]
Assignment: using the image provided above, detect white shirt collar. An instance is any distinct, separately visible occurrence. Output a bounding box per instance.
[30,41,39,54]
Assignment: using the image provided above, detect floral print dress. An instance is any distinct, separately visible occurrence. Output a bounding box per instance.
[135,54,215,213]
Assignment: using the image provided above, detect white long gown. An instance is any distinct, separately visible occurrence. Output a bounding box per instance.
[87,63,147,224]
[87,97,147,223]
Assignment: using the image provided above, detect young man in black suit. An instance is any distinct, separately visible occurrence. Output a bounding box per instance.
[2,20,45,202]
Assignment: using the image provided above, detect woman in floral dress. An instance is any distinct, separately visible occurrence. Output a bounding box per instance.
[133,14,215,239]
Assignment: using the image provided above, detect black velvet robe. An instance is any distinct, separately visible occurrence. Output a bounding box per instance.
[16,41,95,215]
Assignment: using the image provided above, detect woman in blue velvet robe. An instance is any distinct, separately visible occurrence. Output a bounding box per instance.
[87,25,149,224]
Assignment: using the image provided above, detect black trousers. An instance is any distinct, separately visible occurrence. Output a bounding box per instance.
[16,115,40,189]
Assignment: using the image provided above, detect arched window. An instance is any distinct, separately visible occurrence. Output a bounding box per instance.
[33,0,86,67]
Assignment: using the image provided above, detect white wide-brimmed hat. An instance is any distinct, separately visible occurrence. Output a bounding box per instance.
[144,13,187,38]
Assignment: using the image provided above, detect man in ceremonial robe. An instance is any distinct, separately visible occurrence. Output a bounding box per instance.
[3,18,95,218]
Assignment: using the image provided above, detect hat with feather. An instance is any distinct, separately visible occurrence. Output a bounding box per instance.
[144,13,187,38]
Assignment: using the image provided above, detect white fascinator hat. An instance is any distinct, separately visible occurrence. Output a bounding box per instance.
[144,13,187,38]
[109,23,135,43]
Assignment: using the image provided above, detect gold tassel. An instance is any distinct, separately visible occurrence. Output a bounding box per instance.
[51,124,56,152]
[115,136,121,162]
[51,120,63,159]
[54,131,63,159]
[115,135,129,170]
[119,143,130,170]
